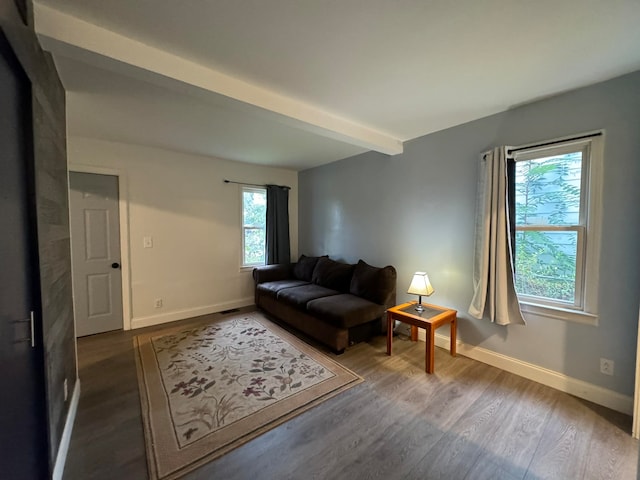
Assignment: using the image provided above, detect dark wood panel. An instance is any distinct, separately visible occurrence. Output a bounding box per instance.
[64,309,639,480]
[0,26,48,480]
[33,93,74,462]
[0,0,76,470]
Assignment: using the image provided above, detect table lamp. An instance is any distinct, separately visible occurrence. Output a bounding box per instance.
[407,272,434,312]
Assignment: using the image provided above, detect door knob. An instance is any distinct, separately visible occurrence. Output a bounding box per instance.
[111,262,120,269]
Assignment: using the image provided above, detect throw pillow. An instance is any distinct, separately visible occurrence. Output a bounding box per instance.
[293,254,324,281]
[312,257,355,293]
[350,259,397,305]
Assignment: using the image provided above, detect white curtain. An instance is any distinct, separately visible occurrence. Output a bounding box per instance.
[468,146,526,325]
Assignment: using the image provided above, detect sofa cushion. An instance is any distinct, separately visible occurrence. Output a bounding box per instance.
[277,284,340,308]
[257,279,310,298]
[293,254,325,281]
[312,257,355,293]
[349,259,397,305]
[307,294,386,329]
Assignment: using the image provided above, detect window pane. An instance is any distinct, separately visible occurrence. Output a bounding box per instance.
[242,188,266,266]
[514,230,577,303]
[515,151,582,226]
[244,228,265,265]
[243,190,266,227]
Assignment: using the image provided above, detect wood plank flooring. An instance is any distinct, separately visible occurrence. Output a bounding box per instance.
[63,309,639,479]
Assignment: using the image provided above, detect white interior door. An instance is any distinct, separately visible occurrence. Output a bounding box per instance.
[69,172,123,337]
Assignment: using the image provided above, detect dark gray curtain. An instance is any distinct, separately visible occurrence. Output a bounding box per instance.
[265,185,290,264]
[507,157,516,260]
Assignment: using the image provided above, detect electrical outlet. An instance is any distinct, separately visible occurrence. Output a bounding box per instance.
[600,358,614,376]
[63,378,68,402]
[143,236,153,248]
[155,298,163,308]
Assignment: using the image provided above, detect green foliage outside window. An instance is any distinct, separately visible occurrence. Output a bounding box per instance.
[515,230,577,302]
[514,152,582,303]
[243,189,266,265]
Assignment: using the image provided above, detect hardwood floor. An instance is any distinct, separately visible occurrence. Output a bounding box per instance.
[64,309,638,479]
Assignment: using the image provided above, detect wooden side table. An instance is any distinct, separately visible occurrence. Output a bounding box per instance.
[386,301,457,373]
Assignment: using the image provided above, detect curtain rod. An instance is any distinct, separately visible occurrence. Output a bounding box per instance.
[507,132,602,155]
[223,179,291,190]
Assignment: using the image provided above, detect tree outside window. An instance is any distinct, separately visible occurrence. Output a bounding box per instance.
[513,146,586,308]
[242,187,266,266]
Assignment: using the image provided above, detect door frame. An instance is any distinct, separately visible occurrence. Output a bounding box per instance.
[68,164,132,331]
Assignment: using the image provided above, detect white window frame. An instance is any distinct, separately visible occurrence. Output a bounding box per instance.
[511,132,603,326]
[241,186,267,268]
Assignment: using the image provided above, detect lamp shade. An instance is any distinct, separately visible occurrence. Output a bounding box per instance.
[407,272,434,296]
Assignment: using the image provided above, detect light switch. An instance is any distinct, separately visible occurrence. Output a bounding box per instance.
[143,236,153,248]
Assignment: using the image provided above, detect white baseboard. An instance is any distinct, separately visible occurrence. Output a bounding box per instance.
[423,332,633,415]
[52,379,81,480]
[131,297,254,329]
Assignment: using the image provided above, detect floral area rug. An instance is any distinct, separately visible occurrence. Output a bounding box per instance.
[134,312,362,480]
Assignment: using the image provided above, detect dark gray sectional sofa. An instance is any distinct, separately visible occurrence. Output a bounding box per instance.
[253,255,397,353]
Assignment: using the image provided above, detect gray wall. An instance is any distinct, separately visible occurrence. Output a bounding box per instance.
[2,0,76,468]
[299,70,640,397]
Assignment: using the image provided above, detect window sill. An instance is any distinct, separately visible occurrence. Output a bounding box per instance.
[520,301,598,326]
[240,265,261,273]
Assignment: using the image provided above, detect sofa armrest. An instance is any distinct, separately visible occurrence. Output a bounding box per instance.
[253,263,294,284]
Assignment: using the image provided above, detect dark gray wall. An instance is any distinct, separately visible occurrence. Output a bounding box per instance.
[1,0,76,467]
[299,70,640,396]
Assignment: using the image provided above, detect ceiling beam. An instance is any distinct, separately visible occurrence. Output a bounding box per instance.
[34,3,403,156]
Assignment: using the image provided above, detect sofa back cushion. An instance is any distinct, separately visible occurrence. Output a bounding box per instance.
[293,254,325,281]
[312,257,355,293]
[349,260,397,305]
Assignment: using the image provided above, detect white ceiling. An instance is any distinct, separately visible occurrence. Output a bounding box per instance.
[35,0,640,171]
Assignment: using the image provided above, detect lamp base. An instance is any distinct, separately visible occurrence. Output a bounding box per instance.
[414,295,424,312]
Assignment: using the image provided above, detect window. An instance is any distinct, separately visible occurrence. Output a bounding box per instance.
[242,186,266,267]
[511,134,602,324]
